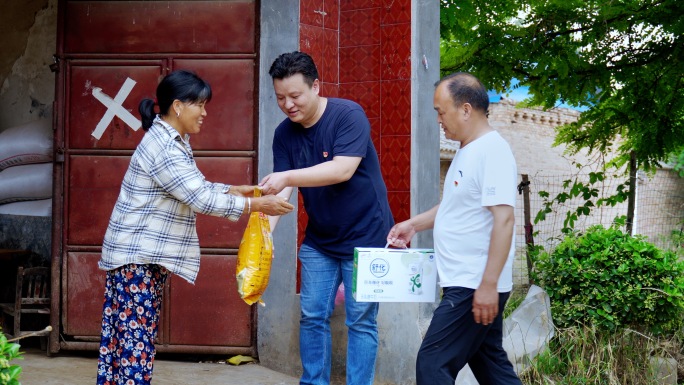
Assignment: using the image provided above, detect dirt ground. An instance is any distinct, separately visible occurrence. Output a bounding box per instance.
[14,341,300,385]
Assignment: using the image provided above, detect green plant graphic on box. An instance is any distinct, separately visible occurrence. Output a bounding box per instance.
[400,251,433,295]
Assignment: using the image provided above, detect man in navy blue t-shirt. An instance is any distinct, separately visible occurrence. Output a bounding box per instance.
[260,51,394,385]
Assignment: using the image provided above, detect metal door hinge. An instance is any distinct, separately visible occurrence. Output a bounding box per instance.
[55,147,65,163]
[49,55,60,73]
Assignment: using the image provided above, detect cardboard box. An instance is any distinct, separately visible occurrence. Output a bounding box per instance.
[352,248,437,302]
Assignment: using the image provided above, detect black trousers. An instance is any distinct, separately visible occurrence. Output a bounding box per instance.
[416,287,522,385]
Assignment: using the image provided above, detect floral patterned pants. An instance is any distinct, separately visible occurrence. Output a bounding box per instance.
[97,264,168,385]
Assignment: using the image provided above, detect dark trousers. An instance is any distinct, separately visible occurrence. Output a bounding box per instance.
[416,287,522,385]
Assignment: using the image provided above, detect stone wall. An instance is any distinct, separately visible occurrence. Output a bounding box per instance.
[635,168,684,249]
[0,0,56,266]
[441,98,584,174]
[491,98,582,175]
[0,0,57,131]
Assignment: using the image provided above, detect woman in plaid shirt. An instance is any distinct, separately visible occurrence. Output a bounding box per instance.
[96,70,293,385]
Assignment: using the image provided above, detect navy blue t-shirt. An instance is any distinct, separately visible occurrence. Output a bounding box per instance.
[272,98,394,259]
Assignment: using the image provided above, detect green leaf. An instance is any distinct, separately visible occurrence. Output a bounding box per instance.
[440,0,684,169]
[8,365,21,378]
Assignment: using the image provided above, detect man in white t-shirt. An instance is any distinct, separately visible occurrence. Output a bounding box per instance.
[387,72,522,385]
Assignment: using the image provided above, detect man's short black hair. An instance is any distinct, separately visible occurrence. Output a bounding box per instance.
[436,72,489,114]
[269,51,319,87]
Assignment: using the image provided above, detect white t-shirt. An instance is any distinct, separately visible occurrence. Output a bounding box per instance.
[433,131,517,292]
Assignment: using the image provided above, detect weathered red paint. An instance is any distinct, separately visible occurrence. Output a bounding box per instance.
[64,1,255,54]
[53,0,259,355]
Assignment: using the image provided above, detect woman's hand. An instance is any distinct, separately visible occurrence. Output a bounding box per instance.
[228,185,258,197]
[250,195,294,216]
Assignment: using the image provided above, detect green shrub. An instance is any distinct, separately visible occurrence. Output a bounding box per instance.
[532,225,684,334]
[0,329,22,385]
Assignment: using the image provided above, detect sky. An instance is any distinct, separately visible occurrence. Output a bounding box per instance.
[488,86,588,111]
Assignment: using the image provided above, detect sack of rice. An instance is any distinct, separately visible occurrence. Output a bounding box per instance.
[0,199,52,216]
[0,119,53,171]
[0,163,53,204]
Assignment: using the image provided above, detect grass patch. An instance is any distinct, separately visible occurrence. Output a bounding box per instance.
[520,325,683,384]
[503,286,527,319]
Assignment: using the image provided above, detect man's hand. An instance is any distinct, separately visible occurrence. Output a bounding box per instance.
[259,172,290,196]
[472,283,498,325]
[385,205,440,248]
[386,221,416,248]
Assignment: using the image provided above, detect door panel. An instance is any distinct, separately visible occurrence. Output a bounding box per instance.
[64,1,255,54]
[172,59,255,151]
[65,252,253,347]
[194,157,254,248]
[56,0,259,354]
[67,155,128,246]
[66,155,254,247]
[68,64,162,149]
[64,252,106,336]
[169,254,251,346]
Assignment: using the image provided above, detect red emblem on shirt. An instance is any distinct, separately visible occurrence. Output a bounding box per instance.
[454,180,459,187]
[323,151,329,158]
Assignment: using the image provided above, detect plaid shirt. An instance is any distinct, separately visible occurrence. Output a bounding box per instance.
[100,116,245,284]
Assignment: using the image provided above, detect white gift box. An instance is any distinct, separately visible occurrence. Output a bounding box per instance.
[352,247,438,303]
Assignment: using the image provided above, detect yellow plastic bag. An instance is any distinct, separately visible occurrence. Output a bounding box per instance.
[236,189,273,306]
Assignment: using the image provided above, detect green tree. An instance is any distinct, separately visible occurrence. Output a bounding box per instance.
[440,0,684,170]
[672,147,684,177]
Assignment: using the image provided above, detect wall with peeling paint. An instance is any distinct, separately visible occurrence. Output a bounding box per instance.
[0,0,57,315]
[0,0,57,131]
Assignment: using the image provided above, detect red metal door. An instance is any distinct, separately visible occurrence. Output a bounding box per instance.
[52,1,258,355]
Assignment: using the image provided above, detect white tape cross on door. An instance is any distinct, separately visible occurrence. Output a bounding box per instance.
[91,77,142,140]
